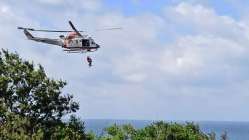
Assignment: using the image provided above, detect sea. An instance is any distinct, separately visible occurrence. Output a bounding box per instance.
[84,119,249,140]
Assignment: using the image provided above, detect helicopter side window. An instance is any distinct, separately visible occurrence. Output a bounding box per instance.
[82,39,90,46]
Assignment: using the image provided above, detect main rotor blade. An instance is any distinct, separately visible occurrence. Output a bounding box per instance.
[17,27,84,32]
[95,27,122,31]
[68,21,83,37]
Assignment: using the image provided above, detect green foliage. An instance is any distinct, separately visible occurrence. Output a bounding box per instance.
[51,116,86,140]
[96,121,210,140]
[0,49,85,139]
[86,131,98,140]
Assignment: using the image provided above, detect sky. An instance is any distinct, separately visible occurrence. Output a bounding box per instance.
[1,0,249,121]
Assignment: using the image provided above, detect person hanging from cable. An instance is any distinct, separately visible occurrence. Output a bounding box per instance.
[87,56,92,67]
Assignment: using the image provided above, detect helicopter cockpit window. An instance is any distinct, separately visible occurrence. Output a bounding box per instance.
[82,39,90,46]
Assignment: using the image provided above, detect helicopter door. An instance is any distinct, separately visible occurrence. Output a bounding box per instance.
[82,39,90,47]
[67,39,78,47]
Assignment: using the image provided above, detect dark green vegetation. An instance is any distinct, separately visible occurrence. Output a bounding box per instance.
[0,49,226,140]
[91,122,211,140]
[0,49,85,139]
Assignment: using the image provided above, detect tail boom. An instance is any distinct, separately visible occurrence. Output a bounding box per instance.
[23,29,34,39]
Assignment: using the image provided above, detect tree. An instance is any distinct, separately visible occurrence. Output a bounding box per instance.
[51,115,86,140]
[0,49,84,139]
[99,121,210,140]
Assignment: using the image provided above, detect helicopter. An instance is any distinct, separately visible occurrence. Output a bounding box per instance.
[18,21,121,66]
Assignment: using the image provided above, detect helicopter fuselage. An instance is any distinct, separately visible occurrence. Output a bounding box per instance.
[63,37,100,53]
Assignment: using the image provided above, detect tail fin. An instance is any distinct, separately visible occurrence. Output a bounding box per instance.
[23,29,34,39]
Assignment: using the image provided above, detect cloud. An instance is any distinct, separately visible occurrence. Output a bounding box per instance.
[165,2,249,43]
[80,0,102,12]
[34,0,65,5]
